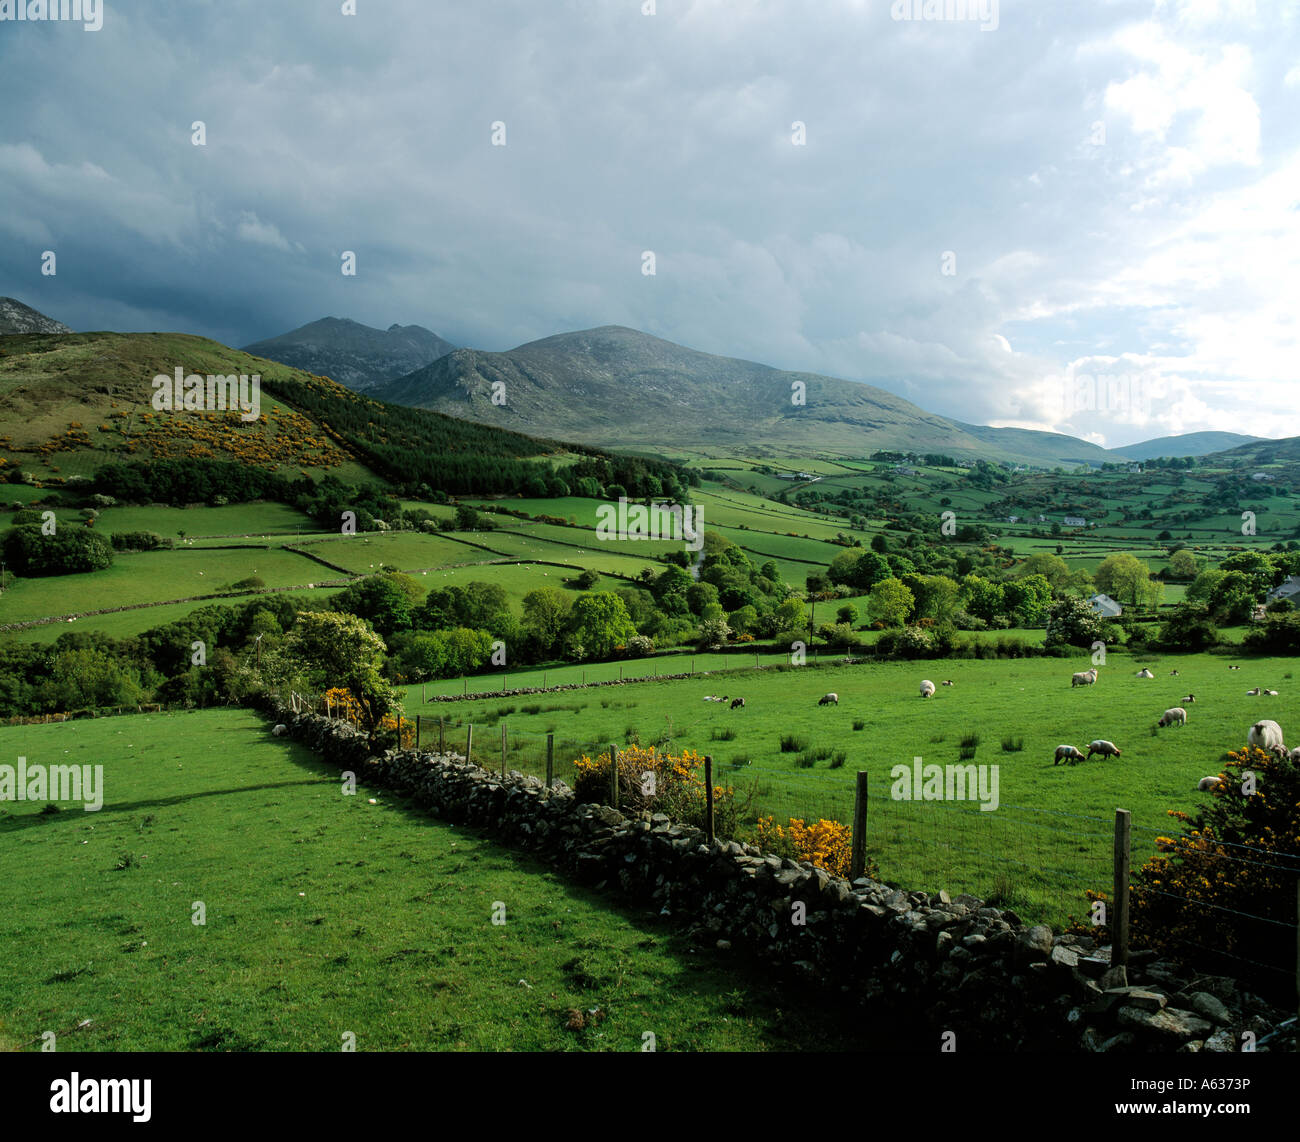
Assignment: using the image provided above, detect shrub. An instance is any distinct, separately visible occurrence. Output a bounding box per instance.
[572,744,736,834]
[1073,745,1300,996]
[2,523,113,576]
[779,734,808,753]
[753,816,872,880]
[110,531,173,552]
[852,719,866,731]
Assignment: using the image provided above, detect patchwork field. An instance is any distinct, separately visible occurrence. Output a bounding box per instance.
[0,710,891,1052]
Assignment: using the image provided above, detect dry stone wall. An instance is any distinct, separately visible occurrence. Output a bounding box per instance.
[271,702,1293,1053]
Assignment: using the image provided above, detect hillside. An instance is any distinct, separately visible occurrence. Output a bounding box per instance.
[374,325,1121,468]
[0,332,589,492]
[243,316,456,392]
[1110,431,1265,461]
[0,297,72,335]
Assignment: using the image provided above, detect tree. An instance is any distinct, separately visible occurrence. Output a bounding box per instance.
[1044,595,1108,648]
[331,573,424,636]
[772,597,807,634]
[454,504,480,530]
[1219,551,1274,599]
[1018,552,1070,590]
[567,592,637,660]
[1187,568,1226,606]
[282,612,399,729]
[836,603,858,626]
[959,575,1004,622]
[868,577,915,628]
[1002,573,1053,626]
[522,587,572,654]
[575,568,600,590]
[1094,553,1152,607]
[906,574,960,624]
[696,616,732,650]
[1157,605,1219,651]
[1167,549,1199,580]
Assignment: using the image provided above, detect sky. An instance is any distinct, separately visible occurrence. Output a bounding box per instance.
[0,0,1296,449]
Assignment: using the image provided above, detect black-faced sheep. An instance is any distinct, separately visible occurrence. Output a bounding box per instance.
[1157,707,1187,727]
[1247,719,1286,758]
[730,697,745,709]
[941,679,954,686]
[1136,668,1155,679]
[1053,744,1085,766]
[1086,739,1122,759]
[818,693,838,706]
[1247,687,1262,695]
[1181,694,1195,703]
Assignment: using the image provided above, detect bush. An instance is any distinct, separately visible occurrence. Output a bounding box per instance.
[753,816,872,880]
[1076,745,1300,997]
[110,531,173,552]
[571,745,737,835]
[779,734,808,753]
[2,524,113,576]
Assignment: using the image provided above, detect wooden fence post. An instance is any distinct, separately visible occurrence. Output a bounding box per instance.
[705,755,715,842]
[466,723,473,766]
[609,743,618,808]
[439,717,445,755]
[1112,808,1132,969]
[546,733,554,789]
[501,722,507,777]
[416,715,421,749]
[851,771,869,880]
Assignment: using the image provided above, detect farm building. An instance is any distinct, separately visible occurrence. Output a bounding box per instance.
[1087,593,1123,618]
[1251,472,1274,481]
[1063,515,1087,527]
[1266,576,1300,604]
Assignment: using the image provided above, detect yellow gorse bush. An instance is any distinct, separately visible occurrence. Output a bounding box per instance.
[324,687,413,747]
[756,815,854,879]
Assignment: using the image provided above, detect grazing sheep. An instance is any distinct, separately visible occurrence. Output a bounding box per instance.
[1263,688,1279,696]
[1136,668,1155,679]
[1181,694,1195,703]
[1247,687,1262,695]
[1053,744,1086,766]
[1169,669,1180,677]
[1086,739,1122,759]
[941,679,954,686]
[272,724,288,736]
[1228,665,1241,670]
[1289,747,1300,764]
[730,697,745,709]
[919,679,936,698]
[1197,776,1223,792]
[1157,707,1187,727]
[1071,668,1099,687]
[1247,719,1287,759]
[818,692,839,706]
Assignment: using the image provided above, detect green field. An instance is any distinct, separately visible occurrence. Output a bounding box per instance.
[0,709,891,1052]
[400,651,1290,926]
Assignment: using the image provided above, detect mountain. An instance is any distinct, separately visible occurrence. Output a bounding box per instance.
[374,325,1121,467]
[0,298,72,335]
[0,332,584,494]
[1108,431,1265,461]
[242,317,456,392]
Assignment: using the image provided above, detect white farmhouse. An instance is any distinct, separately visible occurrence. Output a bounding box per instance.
[1063,515,1087,527]
[1265,576,1300,604]
[1087,593,1123,618]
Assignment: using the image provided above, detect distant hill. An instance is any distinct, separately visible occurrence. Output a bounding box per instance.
[0,331,637,496]
[1109,431,1265,461]
[374,324,1121,468]
[243,317,456,392]
[0,298,72,335]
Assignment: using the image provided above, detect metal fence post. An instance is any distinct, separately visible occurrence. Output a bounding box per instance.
[546,733,554,789]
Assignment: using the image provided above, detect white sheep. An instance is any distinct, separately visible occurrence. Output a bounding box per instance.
[1053,744,1086,766]
[1181,693,1195,703]
[1086,739,1122,759]
[1157,707,1187,727]
[1263,688,1279,696]
[1136,668,1155,679]
[1289,747,1300,764]
[1197,776,1223,792]
[919,679,936,698]
[1246,687,1262,695]
[1247,719,1287,758]
[272,724,288,736]
[1071,668,1099,687]
[818,692,838,706]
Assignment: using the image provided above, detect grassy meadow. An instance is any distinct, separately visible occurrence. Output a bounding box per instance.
[0,709,895,1052]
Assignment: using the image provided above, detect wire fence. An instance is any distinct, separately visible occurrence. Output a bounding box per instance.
[311,696,1300,1000]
